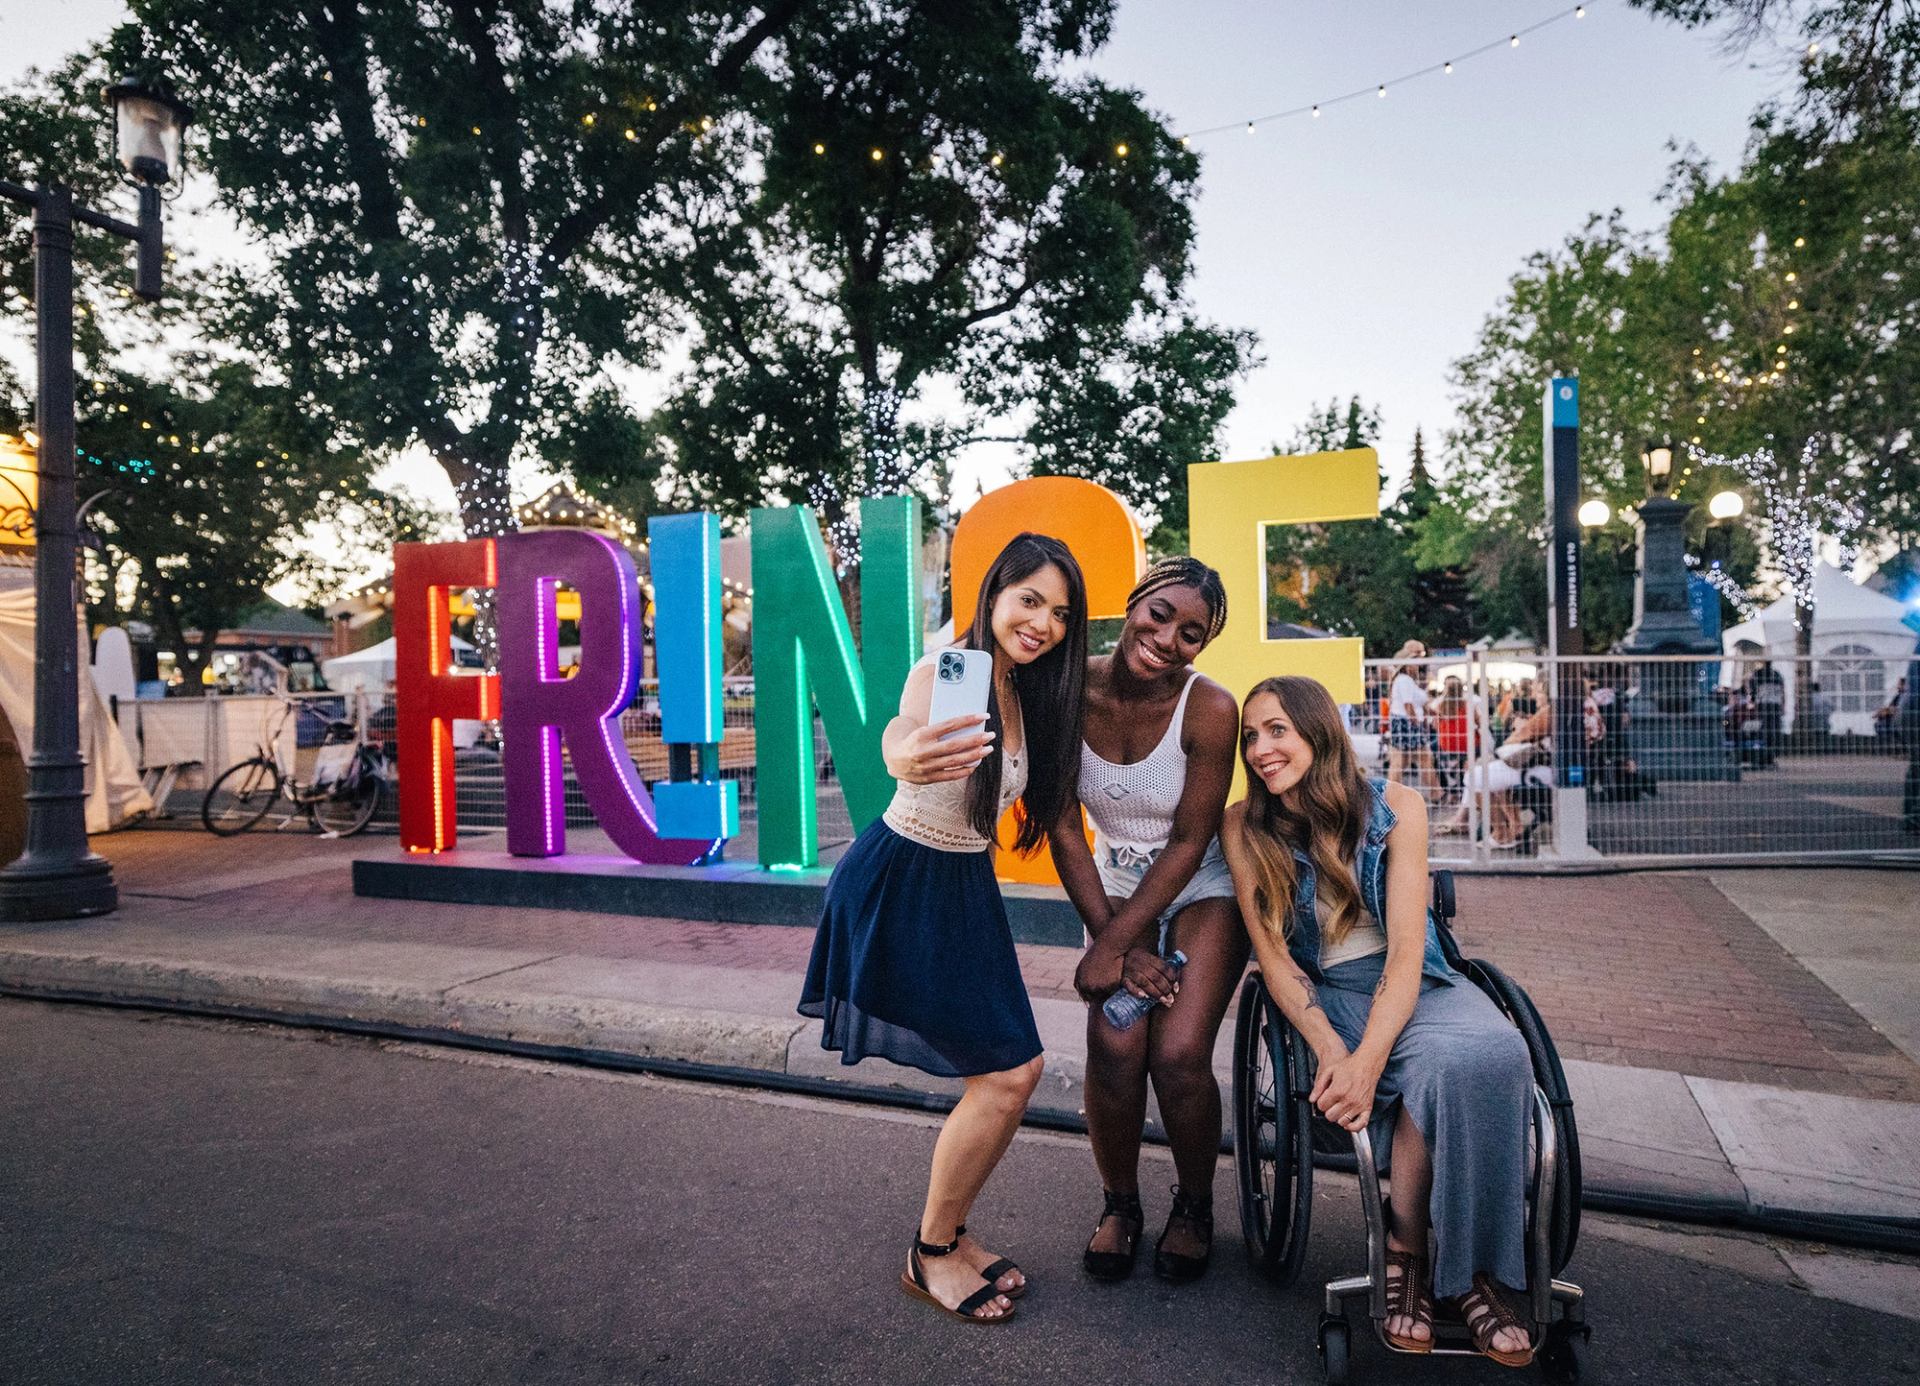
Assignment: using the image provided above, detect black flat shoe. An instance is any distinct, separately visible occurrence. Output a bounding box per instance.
[1153,1184,1213,1284]
[1083,1189,1144,1282]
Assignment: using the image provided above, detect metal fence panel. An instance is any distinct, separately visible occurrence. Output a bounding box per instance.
[134,655,1917,866]
[1361,653,1918,864]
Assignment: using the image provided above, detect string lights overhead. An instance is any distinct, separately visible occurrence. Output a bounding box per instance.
[1176,3,1590,142]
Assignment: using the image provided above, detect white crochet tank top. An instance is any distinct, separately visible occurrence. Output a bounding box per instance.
[883,652,1027,853]
[1080,669,1201,861]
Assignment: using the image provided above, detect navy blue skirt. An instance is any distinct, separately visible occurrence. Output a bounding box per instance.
[798,820,1043,1079]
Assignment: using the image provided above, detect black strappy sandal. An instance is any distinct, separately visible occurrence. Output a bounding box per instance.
[1153,1184,1213,1283]
[900,1232,1016,1325]
[957,1222,1026,1299]
[1082,1189,1144,1282]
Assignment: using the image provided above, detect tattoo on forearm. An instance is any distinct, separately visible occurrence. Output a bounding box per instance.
[1293,972,1323,1015]
[1373,974,1389,998]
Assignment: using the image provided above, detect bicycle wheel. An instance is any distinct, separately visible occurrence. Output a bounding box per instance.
[202,757,284,835]
[310,753,382,837]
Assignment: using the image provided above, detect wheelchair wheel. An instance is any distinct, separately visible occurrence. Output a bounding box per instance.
[1317,1314,1351,1386]
[1232,974,1314,1285]
[1463,959,1582,1273]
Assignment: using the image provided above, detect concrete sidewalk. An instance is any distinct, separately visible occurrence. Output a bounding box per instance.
[5,829,1918,1241]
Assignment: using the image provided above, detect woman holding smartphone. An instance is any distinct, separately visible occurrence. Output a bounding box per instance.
[1223,675,1536,1366]
[799,533,1088,1325]
[1048,557,1241,1284]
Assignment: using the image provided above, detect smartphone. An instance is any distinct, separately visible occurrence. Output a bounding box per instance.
[927,648,992,742]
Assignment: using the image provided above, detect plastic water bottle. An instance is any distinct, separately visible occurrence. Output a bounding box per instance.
[1102,950,1187,1031]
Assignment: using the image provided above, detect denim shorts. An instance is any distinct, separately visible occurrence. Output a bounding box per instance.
[1388,715,1435,752]
[1094,836,1238,955]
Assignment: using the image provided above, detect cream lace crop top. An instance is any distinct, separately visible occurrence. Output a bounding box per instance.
[882,652,1028,852]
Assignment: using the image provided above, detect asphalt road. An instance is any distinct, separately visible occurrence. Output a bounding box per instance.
[3,999,1915,1385]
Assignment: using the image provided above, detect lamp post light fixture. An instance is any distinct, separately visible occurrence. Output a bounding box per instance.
[1641,437,1676,497]
[0,74,191,922]
[1705,489,1745,568]
[1577,498,1613,529]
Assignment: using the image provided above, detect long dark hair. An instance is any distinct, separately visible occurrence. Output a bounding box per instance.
[961,533,1088,853]
[1237,675,1371,948]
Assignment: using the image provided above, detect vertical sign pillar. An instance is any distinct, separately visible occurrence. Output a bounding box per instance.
[1543,378,1595,858]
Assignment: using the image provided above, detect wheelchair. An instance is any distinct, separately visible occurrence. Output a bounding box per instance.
[1230,871,1589,1383]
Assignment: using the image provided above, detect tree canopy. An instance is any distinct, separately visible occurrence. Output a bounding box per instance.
[116,0,807,537]
[572,0,1251,554]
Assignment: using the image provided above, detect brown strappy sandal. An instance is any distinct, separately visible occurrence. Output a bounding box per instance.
[1382,1246,1434,1353]
[1457,1271,1535,1367]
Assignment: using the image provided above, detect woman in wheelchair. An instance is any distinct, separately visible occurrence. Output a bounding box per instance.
[1223,675,1538,1367]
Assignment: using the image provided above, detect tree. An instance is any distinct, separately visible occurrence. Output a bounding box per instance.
[75,363,361,693]
[588,0,1252,555]
[118,0,806,543]
[1398,428,1476,650]
[2,56,366,691]
[1443,28,1919,660]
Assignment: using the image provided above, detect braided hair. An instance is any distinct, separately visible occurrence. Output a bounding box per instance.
[1126,556,1228,645]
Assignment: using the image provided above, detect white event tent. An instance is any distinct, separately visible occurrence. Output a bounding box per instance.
[1721,562,1919,734]
[0,585,153,831]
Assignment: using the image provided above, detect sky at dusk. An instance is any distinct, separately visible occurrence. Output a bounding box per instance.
[2,0,1790,528]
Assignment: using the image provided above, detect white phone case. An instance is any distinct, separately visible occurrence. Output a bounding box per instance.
[927,648,992,741]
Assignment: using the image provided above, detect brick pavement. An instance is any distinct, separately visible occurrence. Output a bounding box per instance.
[91,830,1920,1100]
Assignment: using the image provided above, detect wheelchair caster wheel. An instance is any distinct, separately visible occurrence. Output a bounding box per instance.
[1317,1314,1351,1386]
[1539,1319,1590,1382]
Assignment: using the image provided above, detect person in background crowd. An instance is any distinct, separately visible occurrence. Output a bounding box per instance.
[1437,700,1553,848]
[1873,676,1906,734]
[1435,676,1469,798]
[1746,663,1786,766]
[1386,641,1438,802]
[1807,681,1834,735]
[1886,653,1920,834]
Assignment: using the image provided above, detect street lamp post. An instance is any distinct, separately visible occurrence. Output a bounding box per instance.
[1616,435,1734,781]
[0,76,191,922]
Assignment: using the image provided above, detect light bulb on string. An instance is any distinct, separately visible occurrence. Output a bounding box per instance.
[1444,62,1453,74]
[1510,34,1520,46]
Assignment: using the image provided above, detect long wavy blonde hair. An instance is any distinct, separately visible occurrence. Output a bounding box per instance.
[1238,676,1372,949]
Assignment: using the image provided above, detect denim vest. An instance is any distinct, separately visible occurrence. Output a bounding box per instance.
[1284,779,1461,985]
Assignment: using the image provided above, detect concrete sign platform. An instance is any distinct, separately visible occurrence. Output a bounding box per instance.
[351,849,1087,946]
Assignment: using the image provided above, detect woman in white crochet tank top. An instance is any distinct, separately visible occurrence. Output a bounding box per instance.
[1046,557,1245,1285]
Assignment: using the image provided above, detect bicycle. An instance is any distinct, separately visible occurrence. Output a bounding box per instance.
[200,695,391,838]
